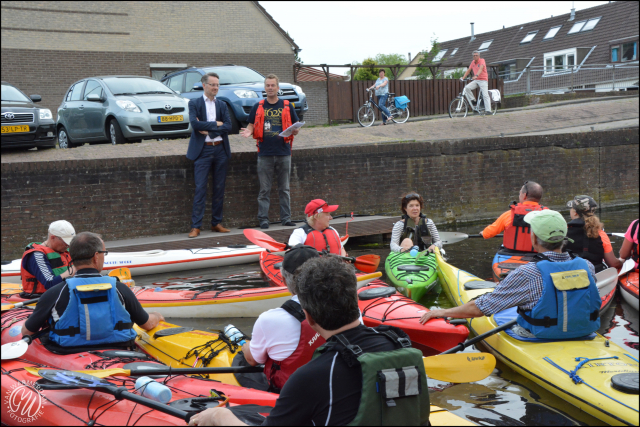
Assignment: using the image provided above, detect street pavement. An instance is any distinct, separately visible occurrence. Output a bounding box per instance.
[2,97,638,164]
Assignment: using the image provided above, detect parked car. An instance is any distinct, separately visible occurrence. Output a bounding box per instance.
[1,81,56,149]
[160,65,308,134]
[56,76,191,148]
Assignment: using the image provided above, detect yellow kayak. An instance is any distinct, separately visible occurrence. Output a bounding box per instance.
[434,248,639,426]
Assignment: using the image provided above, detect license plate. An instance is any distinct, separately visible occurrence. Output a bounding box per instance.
[158,115,183,123]
[1,125,30,134]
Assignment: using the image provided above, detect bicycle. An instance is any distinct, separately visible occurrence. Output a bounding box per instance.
[357,89,410,127]
[448,78,497,118]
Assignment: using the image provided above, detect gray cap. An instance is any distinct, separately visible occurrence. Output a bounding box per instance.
[567,195,597,214]
[282,244,319,274]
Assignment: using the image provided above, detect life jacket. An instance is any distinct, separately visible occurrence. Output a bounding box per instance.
[253,99,294,151]
[517,256,601,339]
[302,223,342,255]
[565,218,606,272]
[264,299,325,393]
[20,242,72,295]
[630,220,639,265]
[400,214,432,251]
[502,202,548,252]
[313,326,430,426]
[49,276,136,348]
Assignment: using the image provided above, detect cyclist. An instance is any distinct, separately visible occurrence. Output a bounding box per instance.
[461,50,492,114]
[367,69,392,125]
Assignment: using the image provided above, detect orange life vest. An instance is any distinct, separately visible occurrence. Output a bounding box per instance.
[253,99,294,152]
[302,224,342,255]
[502,202,548,252]
[20,243,72,294]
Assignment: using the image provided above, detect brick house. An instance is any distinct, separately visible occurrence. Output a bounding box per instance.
[1,1,300,118]
[399,1,638,94]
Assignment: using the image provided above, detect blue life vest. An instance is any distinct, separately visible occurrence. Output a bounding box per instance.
[49,276,135,347]
[517,257,600,339]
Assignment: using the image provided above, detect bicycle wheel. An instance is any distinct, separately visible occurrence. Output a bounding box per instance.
[449,98,468,118]
[391,106,410,124]
[357,105,375,127]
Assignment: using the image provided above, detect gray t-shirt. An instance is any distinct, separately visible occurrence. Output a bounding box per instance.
[374,77,389,96]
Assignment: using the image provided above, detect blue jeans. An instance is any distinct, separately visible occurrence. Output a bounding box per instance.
[257,155,291,225]
[191,143,228,229]
[377,94,391,120]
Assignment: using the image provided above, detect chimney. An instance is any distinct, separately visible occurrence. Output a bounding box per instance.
[569,2,575,21]
[408,52,411,63]
[470,22,475,41]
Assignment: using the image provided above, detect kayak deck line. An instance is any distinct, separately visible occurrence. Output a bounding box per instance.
[101,250,265,270]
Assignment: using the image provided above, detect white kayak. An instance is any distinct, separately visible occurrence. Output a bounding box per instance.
[1,245,266,278]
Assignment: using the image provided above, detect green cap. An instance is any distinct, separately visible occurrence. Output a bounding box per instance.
[523,210,573,243]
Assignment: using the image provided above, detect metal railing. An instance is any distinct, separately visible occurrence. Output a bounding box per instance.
[503,63,639,96]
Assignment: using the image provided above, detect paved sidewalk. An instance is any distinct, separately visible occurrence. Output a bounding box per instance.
[2,97,638,164]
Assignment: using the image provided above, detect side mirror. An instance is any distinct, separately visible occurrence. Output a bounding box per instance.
[30,95,42,103]
[192,83,204,91]
[87,94,102,102]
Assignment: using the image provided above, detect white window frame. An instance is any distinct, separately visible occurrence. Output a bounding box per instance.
[450,48,458,56]
[568,20,586,34]
[478,40,493,51]
[433,49,448,62]
[581,17,601,32]
[520,31,538,44]
[543,25,562,40]
[543,48,577,75]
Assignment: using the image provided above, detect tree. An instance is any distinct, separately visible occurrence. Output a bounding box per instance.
[352,58,379,81]
[415,36,443,80]
[348,53,409,81]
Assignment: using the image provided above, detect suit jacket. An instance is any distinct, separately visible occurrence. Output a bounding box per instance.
[186,96,232,161]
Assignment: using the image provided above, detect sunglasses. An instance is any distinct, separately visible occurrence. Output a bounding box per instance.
[96,250,109,256]
[403,193,421,200]
[522,181,530,196]
[313,203,329,214]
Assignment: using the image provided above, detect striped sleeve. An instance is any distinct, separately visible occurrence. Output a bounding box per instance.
[390,221,404,252]
[426,219,442,249]
[28,251,64,290]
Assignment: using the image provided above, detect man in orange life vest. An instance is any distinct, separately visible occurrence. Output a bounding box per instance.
[481,181,548,252]
[236,245,325,392]
[289,199,347,256]
[20,220,76,297]
[240,74,300,230]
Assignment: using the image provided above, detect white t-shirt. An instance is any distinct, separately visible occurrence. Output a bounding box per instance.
[288,226,343,248]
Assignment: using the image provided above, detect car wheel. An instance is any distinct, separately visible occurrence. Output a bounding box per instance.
[109,119,126,145]
[227,104,240,134]
[58,126,74,149]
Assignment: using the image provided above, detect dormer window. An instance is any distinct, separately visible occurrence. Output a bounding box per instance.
[543,25,562,40]
[478,40,492,51]
[450,48,458,56]
[433,49,448,62]
[568,17,601,34]
[520,31,538,44]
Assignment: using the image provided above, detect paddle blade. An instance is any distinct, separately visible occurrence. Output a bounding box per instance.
[423,353,496,383]
[1,303,16,312]
[612,233,626,238]
[25,366,126,378]
[244,229,287,252]
[2,282,22,295]
[353,255,380,273]
[1,340,29,360]
[437,232,470,245]
[619,259,636,277]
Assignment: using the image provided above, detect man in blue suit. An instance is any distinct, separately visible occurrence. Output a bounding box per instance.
[187,72,232,238]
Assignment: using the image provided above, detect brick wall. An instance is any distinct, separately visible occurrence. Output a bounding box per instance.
[1,49,296,120]
[298,81,328,125]
[2,129,638,259]
[503,91,637,109]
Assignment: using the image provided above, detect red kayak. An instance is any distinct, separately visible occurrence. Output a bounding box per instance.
[1,308,278,426]
[260,252,469,356]
[619,270,639,311]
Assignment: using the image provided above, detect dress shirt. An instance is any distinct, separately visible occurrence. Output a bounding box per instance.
[203,94,222,143]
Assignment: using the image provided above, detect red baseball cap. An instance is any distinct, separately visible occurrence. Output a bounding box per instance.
[305,199,339,216]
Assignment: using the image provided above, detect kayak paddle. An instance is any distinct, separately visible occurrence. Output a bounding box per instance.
[1,297,40,312]
[1,282,22,295]
[25,365,264,378]
[108,267,136,287]
[1,328,49,360]
[619,259,636,277]
[439,231,624,245]
[440,319,517,355]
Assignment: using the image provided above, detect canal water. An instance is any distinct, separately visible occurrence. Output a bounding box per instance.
[134,206,638,426]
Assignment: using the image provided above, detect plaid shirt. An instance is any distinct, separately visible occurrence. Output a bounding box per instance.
[475,252,596,316]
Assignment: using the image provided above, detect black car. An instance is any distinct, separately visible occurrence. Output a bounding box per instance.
[1,81,56,149]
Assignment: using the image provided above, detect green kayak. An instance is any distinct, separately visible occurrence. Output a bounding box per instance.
[384,251,438,302]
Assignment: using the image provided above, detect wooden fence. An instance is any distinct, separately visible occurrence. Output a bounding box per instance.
[327,79,504,122]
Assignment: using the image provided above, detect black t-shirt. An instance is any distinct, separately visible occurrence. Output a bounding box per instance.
[262,324,407,426]
[248,99,299,157]
[24,269,149,333]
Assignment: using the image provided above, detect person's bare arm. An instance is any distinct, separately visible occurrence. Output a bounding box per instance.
[241,341,259,366]
[462,67,471,79]
[474,64,483,79]
[21,325,35,336]
[239,123,254,138]
[420,301,484,324]
[139,312,164,331]
[619,238,633,264]
[188,407,247,426]
[604,251,622,269]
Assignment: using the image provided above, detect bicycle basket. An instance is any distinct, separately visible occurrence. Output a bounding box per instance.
[394,96,410,110]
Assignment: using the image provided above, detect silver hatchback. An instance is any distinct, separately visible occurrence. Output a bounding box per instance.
[56,76,191,148]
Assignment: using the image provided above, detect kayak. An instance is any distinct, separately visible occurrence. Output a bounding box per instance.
[1,245,266,278]
[384,251,438,302]
[260,252,469,356]
[435,248,640,426]
[491,248,537,282]
[619,270,639,311]
[0,308,279,426]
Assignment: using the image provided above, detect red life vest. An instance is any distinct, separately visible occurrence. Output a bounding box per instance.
[253,99,294,152]
[20,243,72,294]
[302,224,342,255]
[264,300,325,392]
[502,202,548,252]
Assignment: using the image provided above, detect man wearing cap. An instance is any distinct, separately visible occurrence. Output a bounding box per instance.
[421,210,602,340]
[288,199,347,256]
[20,220,77,297]
[565,195,621,272]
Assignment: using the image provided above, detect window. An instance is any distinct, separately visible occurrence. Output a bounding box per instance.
[478,40,492,51]
[166,74,184,92]
[543,25,562,40]
[622,41,637,62]
[498,63,517,81]
[520,31,538,44]
[83,80,103,100]
[450,48,458,56]
[545,58,553,73]
[70,82,84,101]
[611,45,620,62]
[433,49,448,62]
[581,17,601,32]
[568,20,586,34]
[185,72,202,92]
[544,48,577,73]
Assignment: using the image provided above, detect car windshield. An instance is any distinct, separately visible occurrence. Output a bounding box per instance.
[202,67,264,85]
[1,85,31,102]
[103,77,175,95]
